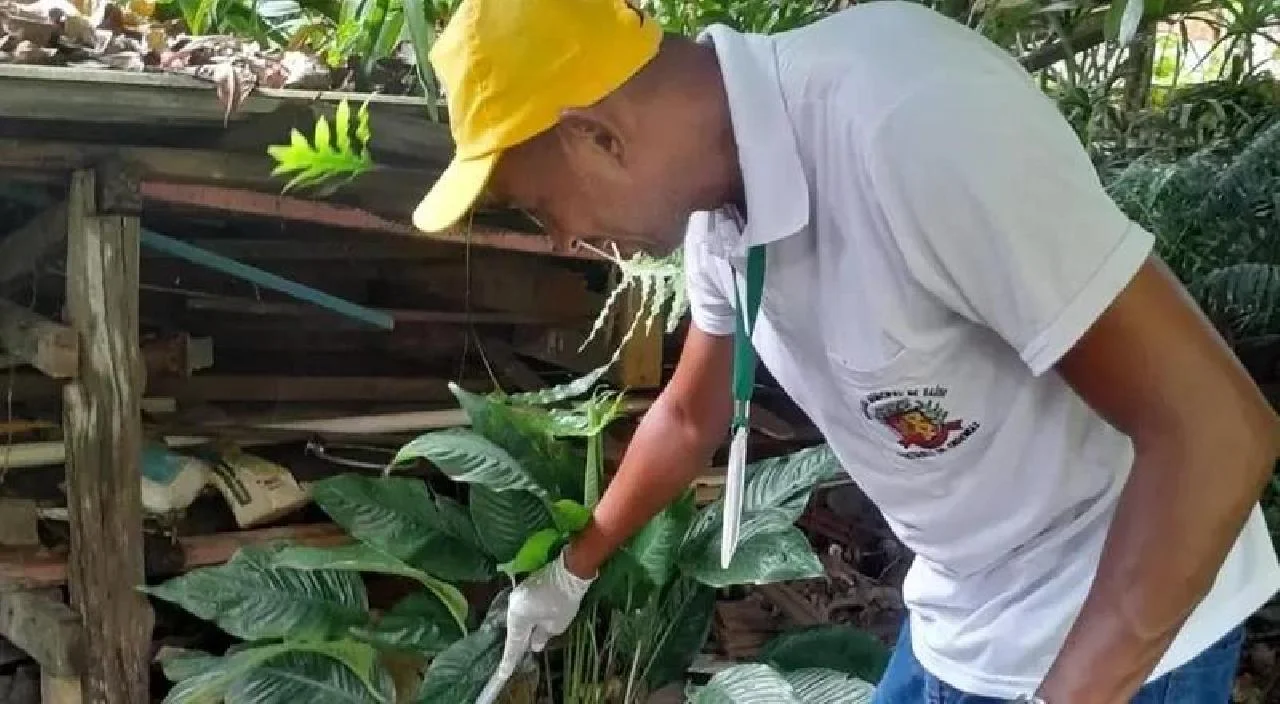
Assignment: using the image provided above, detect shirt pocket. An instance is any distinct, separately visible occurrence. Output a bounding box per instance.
[824,326,992,476]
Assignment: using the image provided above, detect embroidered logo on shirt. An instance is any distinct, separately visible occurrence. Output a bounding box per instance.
[861,386,980,460]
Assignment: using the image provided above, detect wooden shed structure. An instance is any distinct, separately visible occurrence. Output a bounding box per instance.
[0,64,829,703]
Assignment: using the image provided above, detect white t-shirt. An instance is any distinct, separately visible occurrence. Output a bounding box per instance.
[686,3,1280,698]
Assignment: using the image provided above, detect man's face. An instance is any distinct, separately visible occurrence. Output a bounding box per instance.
[485,119,690,257]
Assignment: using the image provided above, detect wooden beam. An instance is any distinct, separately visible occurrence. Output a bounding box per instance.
[138,237,464,262]
[0,590,83,677]
[0,298,77,379]
[140,182,600,261]
[146,375,460,403]
[0,524,351,590]
[183,297,579,326]
[483,339,547,392]
[0,202,68,288]
[62,169,152,704]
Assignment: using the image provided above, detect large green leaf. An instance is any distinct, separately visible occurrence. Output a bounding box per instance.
[159,649,225,684]
[449,384,583,499]
[498,527,564,578]
[270,542,469,633]
[683,525,824,589]
[470,485,555,563]
[160,640,386,704]
[415,591,509,703]
[639,576,716,690]
[142,546,368,642]
[225,651,396,704]
[692,445,842,535]
[688,663,797,704]
[781,669,876,704]
[629,491,696,589]
[310,475,491,582]
[351,590,464,655]
[589,548,651,611]
[679,445,839,585]
[393,428,551,500]
[759,625,891,684]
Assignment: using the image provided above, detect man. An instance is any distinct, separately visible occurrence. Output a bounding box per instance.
[413,0,1280,701]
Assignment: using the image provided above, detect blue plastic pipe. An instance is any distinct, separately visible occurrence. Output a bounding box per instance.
[140,229,395,330]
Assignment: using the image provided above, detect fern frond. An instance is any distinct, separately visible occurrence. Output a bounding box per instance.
[577,244,688,361]
[1192,263,1280,339]
[267,97,376,193]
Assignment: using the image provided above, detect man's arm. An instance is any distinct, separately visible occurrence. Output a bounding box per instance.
[1035,256,1280,703]
[564,326,734,577]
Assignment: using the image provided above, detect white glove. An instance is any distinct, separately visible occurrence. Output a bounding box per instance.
[475,551,595,704]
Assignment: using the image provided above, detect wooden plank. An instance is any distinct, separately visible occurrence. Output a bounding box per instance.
[0,524,352,590]
[146,375,459,403]
[0,590,83,677]
[395,257,604,318]
[483,339,547,392]
[0,500,40,547]
[138,237,464,262]
[183,297,577,326]
[612,285,664,390]
[0,299,77,379]
[140,182,598,261]
[62,169,152,704]
[0,202,68,288]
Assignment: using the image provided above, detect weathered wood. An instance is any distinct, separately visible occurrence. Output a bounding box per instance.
[484,339,547,392]
[514,327,611,375]
[0,524,352,590]
[0,590,83,677]
[0,500,40,547]
[146,375,459,403]
[0,202,68,288]
[397,257,604,318]
[62,169,152,704]
[612,285,664,390]
[183,297,576,326]
[0,298,77,379]
[140,182,596,261]
[41,673,82,704]
[139,237,464,262]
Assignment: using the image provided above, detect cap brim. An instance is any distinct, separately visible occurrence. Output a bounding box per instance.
[412,152,499,233]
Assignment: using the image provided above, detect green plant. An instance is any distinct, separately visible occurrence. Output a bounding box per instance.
[268,98,376,193]
[384,375,854,701]
[685,663,875,704]
[144,544,435,703]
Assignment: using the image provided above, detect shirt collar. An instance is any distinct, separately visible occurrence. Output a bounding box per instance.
[697,24,812,259]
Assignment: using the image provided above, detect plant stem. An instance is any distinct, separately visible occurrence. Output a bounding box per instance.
[585,433,602,510]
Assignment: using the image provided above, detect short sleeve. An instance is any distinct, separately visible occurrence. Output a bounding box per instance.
[682,212,736,337]
[864,74,1154,376]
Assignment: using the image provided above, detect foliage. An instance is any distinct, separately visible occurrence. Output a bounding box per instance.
[642,0,833,35]
[144,546,411,704]
[268,99,375,193]
[685,664,875,704]
[143,365,858,703]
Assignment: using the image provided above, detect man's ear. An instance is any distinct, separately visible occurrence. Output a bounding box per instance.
[559,107,626,166]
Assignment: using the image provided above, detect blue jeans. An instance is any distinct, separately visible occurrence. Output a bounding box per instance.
[872,619,1245,703]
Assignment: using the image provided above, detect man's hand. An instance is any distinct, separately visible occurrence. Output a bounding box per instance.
[477,551,594,704]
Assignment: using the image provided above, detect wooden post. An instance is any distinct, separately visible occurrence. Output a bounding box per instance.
[62,169,152,704]
[611,285,664,390]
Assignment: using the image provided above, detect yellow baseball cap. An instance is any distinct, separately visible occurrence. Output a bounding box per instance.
[412,0,664,233]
